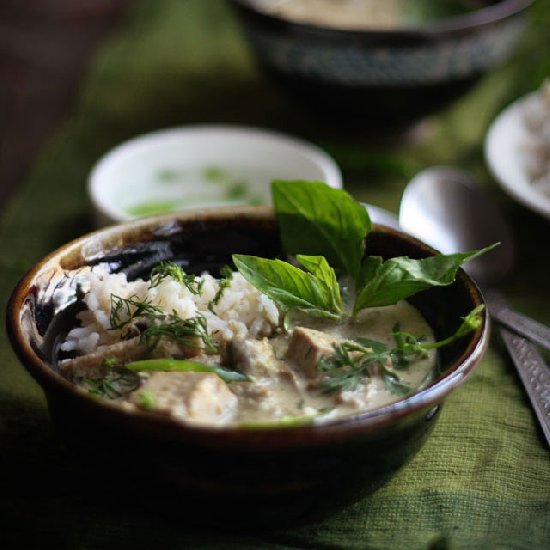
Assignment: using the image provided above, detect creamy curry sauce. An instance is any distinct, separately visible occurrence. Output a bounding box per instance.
[227,301,435,423]
[60,300,435,426]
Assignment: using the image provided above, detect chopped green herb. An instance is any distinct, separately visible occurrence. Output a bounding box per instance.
[225,181,249,200]
[157,168,180,182]
[140,312,218,353]
[318,339,388,393]
[317,337,412,395]
[103,357,118,368]
[110,294,163,332]
[79,369,140,399]
[109,292,215,353]
[318,306,484,394]
[149,261,204,295]
[248,196,264,206]
[202,166,229,183]
[138,390,156,410]
[208,266,233,312]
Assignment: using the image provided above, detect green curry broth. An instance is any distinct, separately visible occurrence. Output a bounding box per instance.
[58,269,436,425]
[232,301,436,423]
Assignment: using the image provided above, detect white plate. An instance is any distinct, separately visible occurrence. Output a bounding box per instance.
[89,125,342,226]
[485,91,550,219]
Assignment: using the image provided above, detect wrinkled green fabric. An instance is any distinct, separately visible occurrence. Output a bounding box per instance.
[1,1,549,548]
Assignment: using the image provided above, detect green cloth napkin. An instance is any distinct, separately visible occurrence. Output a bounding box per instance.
[1,1,549,548]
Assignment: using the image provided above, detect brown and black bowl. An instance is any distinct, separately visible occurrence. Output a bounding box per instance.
[6,207,488,527]
[228,0,533,129]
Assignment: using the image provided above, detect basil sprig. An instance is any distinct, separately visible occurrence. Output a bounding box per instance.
[234,180,494,320]
[352,245,497,313]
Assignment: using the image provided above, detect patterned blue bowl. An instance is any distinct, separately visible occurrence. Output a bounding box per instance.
[229,0,533,128]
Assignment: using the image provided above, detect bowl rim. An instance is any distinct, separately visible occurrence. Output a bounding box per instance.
[6,206,489,447]
[230,0,533,38]
[88,124,343,225]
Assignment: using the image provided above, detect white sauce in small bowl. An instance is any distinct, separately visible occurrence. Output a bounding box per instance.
[88,126,342,226]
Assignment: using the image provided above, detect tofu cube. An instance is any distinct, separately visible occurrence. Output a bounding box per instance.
[285,327,340,378]
[131,372,238,424]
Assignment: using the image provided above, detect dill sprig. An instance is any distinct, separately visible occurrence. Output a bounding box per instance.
[140,312,218,353]
[79,369,140,399]
[149,261,204,295]
[208,266,233,312]
[110,294,163,332]
[109,294,218,353]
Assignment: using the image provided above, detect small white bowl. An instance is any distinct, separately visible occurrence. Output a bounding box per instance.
[485,90,550,220]
[89,125,342,226]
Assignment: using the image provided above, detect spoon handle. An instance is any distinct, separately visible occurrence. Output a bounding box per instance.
[499,327,550,447]
[485,289,550,351]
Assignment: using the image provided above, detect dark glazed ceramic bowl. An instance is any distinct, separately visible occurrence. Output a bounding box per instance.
[7,207,489,527]
[228,0,533,128]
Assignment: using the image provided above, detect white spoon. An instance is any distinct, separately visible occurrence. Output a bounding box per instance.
[399,166,550,446]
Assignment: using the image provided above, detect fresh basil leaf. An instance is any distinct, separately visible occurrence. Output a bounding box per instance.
[354,245,497,312]
[272,180,371,283]
[296,255,343,312]
[358,255,383,289]
[233,254,341,318]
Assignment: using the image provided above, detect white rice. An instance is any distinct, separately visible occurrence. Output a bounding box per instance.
[61,263,280,355]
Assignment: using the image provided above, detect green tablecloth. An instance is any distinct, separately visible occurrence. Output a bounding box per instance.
[1,1,549,548]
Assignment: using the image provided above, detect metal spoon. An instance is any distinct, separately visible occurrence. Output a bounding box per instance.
[398,166,550,445]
